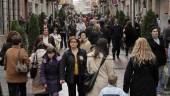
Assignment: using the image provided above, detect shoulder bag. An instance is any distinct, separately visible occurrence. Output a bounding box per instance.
[30,53,38,79]
[84,57,106,92]
[16,49,28,74]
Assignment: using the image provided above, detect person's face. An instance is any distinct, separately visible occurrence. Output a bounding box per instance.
[70,39,78,49]
[80,33,86,40]
[151,28,159,38]
[43,30,49,36]
[54,29,57,34]
[48,52,55,59]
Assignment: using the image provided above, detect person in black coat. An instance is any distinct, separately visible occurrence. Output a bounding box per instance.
[60,37,87,96]
[147,26,168,93]
[110,18,123,60]
[40,48,62,96]
[86,21,94,44]
[123,38,158,96]
[124,21,139,56]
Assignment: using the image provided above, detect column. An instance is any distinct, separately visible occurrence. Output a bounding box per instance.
[3,0,8,34]
[152,0,156,12]
[146,0,152,11]
[42,0,47,14]
[9,0,13,21]
[32,0,35,13]
[14,0,18,19]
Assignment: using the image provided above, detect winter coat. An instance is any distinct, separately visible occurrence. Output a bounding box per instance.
[147,37,167,67]
[60,48,87,84]
[4,47,30,83]
[40,55,62,93]
[30,49,47,94]
[86,25,93,43]
[124,26,138,47]
[110,24,123,47]
[123,59,159,96]
[86,51,114,96]
[50,33,61,51]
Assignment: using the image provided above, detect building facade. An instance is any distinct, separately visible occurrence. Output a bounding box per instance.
[28,0,53,16]
[112,0,170,32]
[0,0,28,45]
[0,0,54,46]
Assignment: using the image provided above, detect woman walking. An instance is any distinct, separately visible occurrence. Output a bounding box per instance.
[4,35,30,96]
[86,38,114,96]
[40,48,62,96]
[30,43,48,96]
[60,37,87,96]
[123,38,159,96]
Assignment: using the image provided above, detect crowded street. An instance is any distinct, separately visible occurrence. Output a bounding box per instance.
[1,0,170,96]
[1,49,128,96]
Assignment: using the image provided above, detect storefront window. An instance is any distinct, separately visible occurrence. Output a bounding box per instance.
[0,0,4,35]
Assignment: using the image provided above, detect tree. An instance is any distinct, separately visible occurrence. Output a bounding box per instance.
[116,10,126,26]
[27,14,40,51]
[38,12,46,33]
[10,20,28,49]
[141,9,157,38]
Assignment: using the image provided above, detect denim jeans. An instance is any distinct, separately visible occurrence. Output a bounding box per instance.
[157,66,165,92]
[7,82,26,96]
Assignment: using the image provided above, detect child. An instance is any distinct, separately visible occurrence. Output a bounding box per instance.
[99,72,128,96]
[40,48,62,96]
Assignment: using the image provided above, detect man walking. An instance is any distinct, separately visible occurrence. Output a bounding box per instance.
[110,18,123,60]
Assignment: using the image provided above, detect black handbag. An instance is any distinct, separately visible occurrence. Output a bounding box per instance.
[30,53,38,79]
[84,57,106,92]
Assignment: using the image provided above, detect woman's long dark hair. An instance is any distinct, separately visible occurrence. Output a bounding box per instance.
[94,38,108,58]
[43,48,60,62]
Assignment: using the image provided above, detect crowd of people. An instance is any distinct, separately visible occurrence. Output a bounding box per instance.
[0,5,170,96]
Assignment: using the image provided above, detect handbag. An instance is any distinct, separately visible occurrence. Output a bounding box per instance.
[84,57,106,92]
[30,53,38,79]
[16,49,28,74]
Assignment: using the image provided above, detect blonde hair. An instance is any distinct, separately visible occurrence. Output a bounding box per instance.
[93,24,101,32]
[131,37,155,64]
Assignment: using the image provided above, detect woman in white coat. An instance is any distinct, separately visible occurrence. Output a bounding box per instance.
[50,27,61,51]
[86,38,115,96]
[30,43,48,96]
